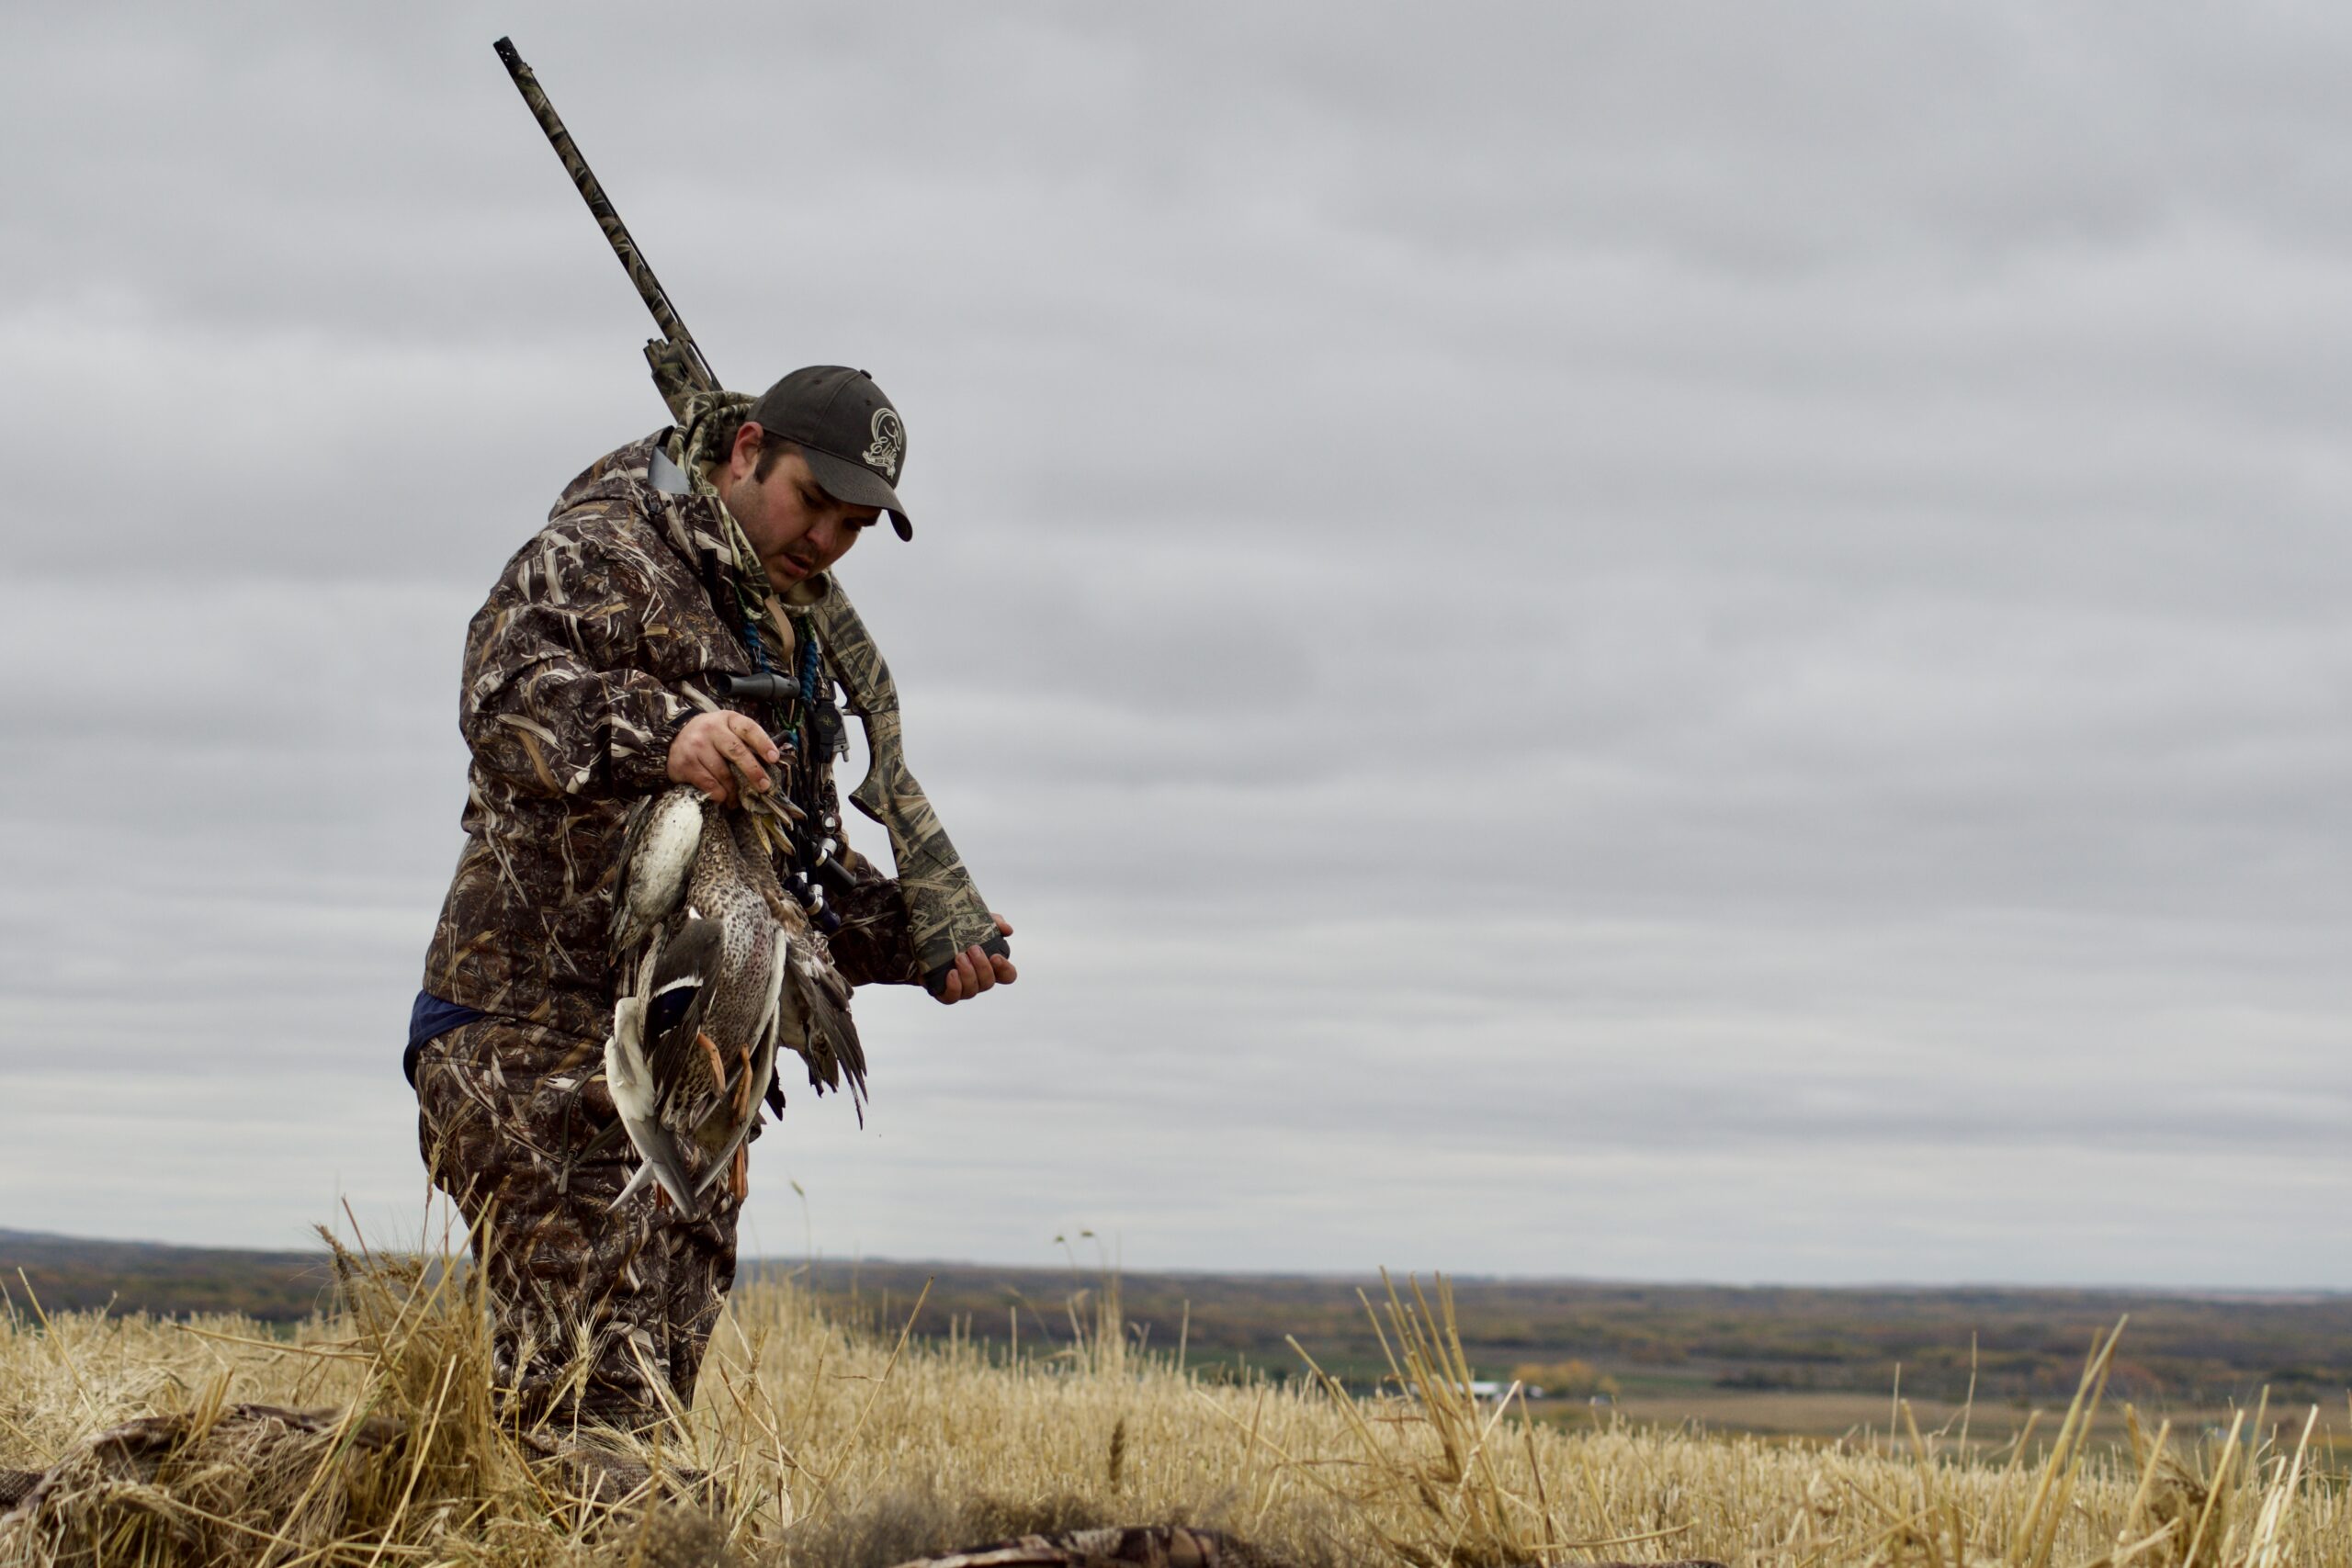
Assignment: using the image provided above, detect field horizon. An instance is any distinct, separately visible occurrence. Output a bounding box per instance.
[8,1226,2349,1447]
[10,1225,2348,1298]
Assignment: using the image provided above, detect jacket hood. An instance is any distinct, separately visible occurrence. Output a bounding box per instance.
[547,430,735,575]
[549,430,671,519]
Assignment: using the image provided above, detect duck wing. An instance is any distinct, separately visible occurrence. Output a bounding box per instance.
[786,934,866,1112]
[641,918,729,1129]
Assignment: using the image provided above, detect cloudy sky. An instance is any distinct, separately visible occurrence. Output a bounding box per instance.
[2,3,2346,1288]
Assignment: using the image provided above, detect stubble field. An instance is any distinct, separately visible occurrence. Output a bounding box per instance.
[0,1233,2344,1568]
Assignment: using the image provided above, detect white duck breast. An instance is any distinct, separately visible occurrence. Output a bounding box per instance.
[610,787,706,952]
[605,994,695,1210]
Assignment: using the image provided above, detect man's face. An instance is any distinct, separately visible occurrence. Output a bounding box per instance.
[718,433,881,585]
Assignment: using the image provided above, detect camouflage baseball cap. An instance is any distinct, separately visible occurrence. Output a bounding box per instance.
[746,366,913,540]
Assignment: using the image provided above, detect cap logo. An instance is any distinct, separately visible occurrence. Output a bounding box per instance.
[863,407,904,481]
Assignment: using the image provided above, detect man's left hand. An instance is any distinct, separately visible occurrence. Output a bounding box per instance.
[935,914,1017,1005]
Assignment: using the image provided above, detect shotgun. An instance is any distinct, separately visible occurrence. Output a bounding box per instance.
[493,36,1010,998]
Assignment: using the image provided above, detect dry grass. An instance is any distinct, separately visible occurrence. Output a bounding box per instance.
[0,1224,2344,1568]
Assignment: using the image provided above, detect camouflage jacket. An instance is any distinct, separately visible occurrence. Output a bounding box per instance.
[422,431,919,1043]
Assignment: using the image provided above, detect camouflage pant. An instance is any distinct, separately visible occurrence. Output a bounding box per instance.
[413,1017,740,1433]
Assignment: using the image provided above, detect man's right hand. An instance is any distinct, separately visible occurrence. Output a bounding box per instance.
[668,711,780,806]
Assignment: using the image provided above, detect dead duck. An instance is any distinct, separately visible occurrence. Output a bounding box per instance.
[596,782,865,1213]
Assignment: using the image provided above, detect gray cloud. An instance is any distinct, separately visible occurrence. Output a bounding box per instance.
[0,1,2345,1284]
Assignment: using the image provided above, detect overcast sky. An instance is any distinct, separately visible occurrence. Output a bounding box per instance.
[1,2,2346,1288]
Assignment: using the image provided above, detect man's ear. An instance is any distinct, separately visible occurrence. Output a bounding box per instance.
[731,420,766,479]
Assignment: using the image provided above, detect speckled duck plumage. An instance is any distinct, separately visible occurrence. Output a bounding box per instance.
[602,784,865,1214]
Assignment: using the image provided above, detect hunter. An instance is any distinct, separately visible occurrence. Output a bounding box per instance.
[407,368,1015,1433]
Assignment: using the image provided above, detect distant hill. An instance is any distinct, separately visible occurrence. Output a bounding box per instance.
[6,1230,2347,1406]
[0,1229,334,1323]
[766,1258,2352,1406]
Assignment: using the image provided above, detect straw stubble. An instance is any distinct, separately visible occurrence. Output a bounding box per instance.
[0,1238,2342,1568]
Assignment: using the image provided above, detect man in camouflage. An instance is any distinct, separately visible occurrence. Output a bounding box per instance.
[409,367,1015,1433]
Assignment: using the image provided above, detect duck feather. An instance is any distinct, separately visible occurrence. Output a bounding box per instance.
[600,774,867,1215]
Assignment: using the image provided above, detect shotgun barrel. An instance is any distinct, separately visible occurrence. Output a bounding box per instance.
[492,37,1010,997]
[492,36,718,413]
